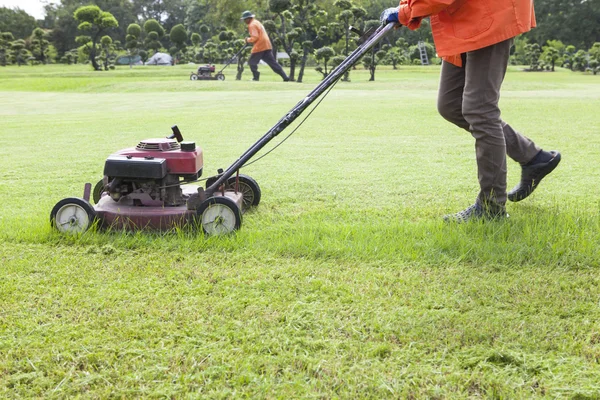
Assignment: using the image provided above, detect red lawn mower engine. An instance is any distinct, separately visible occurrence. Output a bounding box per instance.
[50,125,250,233]
[197,64,215,77]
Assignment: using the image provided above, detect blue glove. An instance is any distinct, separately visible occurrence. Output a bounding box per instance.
[380,7,400,25]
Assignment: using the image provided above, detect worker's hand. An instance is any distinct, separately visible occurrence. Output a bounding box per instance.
[380,7,400,25]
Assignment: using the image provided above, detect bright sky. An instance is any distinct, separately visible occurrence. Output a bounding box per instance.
[0,0,59,19]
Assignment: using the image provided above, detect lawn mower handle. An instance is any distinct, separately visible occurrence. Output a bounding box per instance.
[205,22,399,197]
[218,45,250,74]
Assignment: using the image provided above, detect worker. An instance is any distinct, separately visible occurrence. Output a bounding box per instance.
[241,10,290,82]
[382,1,561,222]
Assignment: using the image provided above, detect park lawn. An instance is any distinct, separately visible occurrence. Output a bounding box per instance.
[0,63,599,398]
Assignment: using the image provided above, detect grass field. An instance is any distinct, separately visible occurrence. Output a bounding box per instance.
[1,63,599,398]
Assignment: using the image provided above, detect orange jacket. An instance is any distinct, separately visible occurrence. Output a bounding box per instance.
[398,0,536,66]
[246,19,272,53]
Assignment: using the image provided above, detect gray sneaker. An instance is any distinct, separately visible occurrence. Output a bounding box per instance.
[444,202,508,223]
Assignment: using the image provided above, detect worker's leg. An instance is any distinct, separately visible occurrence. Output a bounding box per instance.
[261,50,289,81]
[438,54,540,165]
[248,52,261,80]
[437,57,469,131]
[461,38,514,207]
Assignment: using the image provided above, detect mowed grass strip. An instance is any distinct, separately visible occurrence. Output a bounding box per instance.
[0,65,599,398]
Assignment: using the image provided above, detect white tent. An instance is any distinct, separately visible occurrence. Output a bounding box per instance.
[146,52,172,66]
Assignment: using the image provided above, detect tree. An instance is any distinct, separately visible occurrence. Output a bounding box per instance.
[542,46,559,71]
[10,39,29,66]
[31,28,51,64]
[125,23,141,68]
[334,0,354,81]
[294,2,327,83]
[0,7,37,39]
[525,0,600,50]
[314,46,335,79]
[169,23,188,63]
[571,49,588,72]
[269,0,304,81]
[144,18,165,55]
[524,43,542,71]
[73,5,118,71]
[381,44,406,69]
[231,39,250,80]
[99,35,116,70]
[0,31,13,66]
[203,41,218,64]
[360,20,382,80]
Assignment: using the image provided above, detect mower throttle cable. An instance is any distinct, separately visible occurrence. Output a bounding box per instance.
[156,77,341,191]
[241,75,342,169]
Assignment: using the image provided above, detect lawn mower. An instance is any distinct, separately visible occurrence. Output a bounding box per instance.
[189,45,249,81]
[51,22,398,235]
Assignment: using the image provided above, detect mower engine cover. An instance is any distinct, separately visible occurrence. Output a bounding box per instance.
[114,138,203,178]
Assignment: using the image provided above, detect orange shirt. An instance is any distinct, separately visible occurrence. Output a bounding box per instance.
[397,0,536,66]
[246,19,272,54]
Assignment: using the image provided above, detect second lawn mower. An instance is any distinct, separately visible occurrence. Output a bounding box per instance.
[189,45,249,81]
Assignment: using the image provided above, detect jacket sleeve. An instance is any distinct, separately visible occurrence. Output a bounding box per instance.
[246,24,260,43]
[398,0,458,30]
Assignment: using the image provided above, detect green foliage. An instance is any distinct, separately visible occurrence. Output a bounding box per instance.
[0,31,14,66]
[30,28,51,64]
[541,46,560,71]
[408,41,434,63]
[525,0,600,50]
[127,23,141,38]
[314,45,335,78]
[73,5,118,71]
[351,6,367,21]
[139,49,148,63]
[270,0,292,14]
[10,38,29,66]
[144,21,164,55]
[0,7,37,39]
[169,24,188,55]
[333,0,353,10]
[144,19,165,38]
[524,43,542,71]
[125,23,142,66]
[99,35,116,70]
[74,6,118,32]
[191,32,201,47]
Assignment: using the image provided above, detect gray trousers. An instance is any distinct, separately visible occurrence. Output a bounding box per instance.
[248,50,289,80]
[437,38,540,206]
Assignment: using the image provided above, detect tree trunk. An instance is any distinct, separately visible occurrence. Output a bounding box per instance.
[297,50,309,83]
[342,22,350,82]
[236,59,244,80]
[289,58,296,81]
[90,33,101,71]
[369,50,375,81]
[90,45,100,70]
